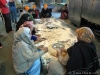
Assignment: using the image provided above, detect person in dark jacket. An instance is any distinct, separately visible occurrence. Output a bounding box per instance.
[40,4,51,18]
[16,14,31,31]
[48,27,99,75]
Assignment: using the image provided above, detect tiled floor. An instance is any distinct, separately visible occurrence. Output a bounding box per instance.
[0,12,100,75]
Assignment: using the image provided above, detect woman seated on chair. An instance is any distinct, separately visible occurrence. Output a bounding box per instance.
[12,24,48,75]
[48,27,99,75]
[32,4,39,18]
[40,4,52,18]
[60,4,68,19]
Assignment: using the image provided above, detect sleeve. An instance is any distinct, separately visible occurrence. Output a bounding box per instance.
[21,44,45,62]
[40,8,44,17]
[35,9,39,18]
[28,14,35,23]
[0,0,6,5]
[47,9,51,14]
[31,35,37,41]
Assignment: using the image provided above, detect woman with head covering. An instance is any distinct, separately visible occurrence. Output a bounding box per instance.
[32,4,39,18]
[40,4,52,18]
[12,27,48,75]
[16,14,31,31]
[19,21,46,43]
[60,4,68,19]
[48,27,99,75]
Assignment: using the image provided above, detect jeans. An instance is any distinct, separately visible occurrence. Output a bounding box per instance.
[9,7,17,23]
[3,13,12,33]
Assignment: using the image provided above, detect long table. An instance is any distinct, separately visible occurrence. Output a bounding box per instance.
[35,18,77,69]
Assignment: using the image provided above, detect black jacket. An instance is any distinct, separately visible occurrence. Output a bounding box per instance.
[66,41,99,75]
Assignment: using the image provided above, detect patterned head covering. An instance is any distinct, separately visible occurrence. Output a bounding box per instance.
[20,21,35,33]
[23,21,34,28]
[44,4,48,9]
[75,27,95,43]
[24,6,30,11]
[33,4,36,9]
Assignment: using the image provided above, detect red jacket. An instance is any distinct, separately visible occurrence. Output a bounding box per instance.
[0,0,9,14]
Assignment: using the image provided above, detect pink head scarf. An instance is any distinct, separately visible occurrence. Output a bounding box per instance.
[20,21,34,28]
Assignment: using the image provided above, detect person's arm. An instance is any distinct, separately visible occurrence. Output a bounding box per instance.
[47,8,51,17]
[40,8,45,18]
[22,43,45,61]
[28,13,35,23]
[35,9,39,18]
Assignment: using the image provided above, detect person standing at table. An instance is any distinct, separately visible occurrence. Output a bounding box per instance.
[8,0,17,24]
[0,0,13,33]
[40,4,52,18]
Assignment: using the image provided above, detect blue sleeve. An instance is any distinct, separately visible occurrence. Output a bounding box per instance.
[31,35,37,41]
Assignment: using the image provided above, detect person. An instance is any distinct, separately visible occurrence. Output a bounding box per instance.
[28,0,35,9]
[60,4,68,19]
[0,0,13,33]
[48,27,99,75]
[16,14,31,31]
[0,42,2,49]
[16,13,39,41]
[19,6,30,18]
[32,4,39,18]
[19,21,46,44]
[8,0,17,24]
[27,9,35,23]
[12,27,48,75]
[40,4,52,18]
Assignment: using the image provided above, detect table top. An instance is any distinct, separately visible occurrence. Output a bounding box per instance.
[34,18,77,68]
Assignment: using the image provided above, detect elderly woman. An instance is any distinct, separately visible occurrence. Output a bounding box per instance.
[48,27,99,75]
[12,26,48,75]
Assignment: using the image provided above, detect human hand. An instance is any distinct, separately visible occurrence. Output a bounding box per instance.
[57,50,61,57]
[60,48,66,52]
[38,45,44,49]
[40,47,48,52]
